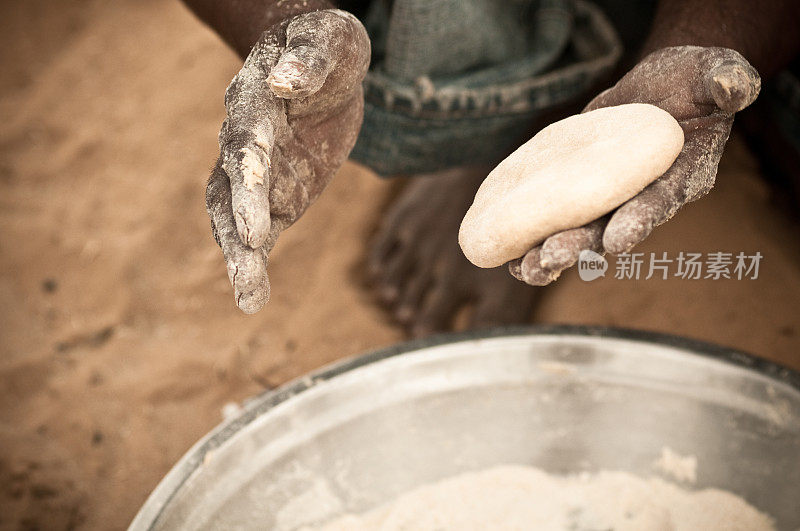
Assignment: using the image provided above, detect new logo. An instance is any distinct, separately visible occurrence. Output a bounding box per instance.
[578,250,607,281]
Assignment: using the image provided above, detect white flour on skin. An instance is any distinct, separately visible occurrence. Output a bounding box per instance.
[303,465,774,531]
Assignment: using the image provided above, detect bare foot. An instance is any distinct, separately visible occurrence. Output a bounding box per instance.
[368,167,541,337]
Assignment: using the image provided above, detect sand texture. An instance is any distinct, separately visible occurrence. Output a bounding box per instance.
[0,1,798,529]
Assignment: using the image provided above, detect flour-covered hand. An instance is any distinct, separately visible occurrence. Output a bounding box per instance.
[510,46,760,285]
[206,9,370,312]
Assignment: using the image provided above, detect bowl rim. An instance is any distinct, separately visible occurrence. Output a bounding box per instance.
[129,325,800,530]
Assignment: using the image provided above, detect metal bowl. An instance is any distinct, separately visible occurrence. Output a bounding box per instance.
[130,326,800,530]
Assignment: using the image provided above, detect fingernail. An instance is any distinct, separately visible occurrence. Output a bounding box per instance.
[268,62,307,94]
[268,73,294,93]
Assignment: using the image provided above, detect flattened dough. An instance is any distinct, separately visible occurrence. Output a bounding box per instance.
[459,103,684,268]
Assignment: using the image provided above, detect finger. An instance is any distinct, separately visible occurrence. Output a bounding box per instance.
[585,47,761,116]
[603,121,731,254]
[508,247,561,286]
[222,52,284,250]
[705,56,761,113]
[539,217,608,270]
[268,10,370,99]
[220,124,274,249]
[206,160,270,313]
[268,47,331,99]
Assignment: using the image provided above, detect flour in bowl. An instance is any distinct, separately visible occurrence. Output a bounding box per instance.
[306,465,774,531]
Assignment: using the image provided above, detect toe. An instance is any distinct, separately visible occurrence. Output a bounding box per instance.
[376,234,420,306]
[367,204,416,280]
[394,272,432,325]
[411,280,464,338]
[470,271,539,329]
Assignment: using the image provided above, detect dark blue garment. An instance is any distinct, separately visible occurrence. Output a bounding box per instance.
[351,0,622,176]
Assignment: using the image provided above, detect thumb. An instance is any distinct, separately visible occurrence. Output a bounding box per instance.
[705,53,761,113]
[268,10,368,99]
[269,44,332,99]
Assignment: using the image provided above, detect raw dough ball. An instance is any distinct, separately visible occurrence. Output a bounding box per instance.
[459,103,684,268]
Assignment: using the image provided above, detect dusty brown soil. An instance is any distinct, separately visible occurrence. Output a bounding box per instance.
[0,1,798,530]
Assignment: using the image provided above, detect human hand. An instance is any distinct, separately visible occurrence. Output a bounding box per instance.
[205,9,370,312]
[509,46,760,285]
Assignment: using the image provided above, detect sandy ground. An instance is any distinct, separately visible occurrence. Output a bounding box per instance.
[0,0,798,529]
